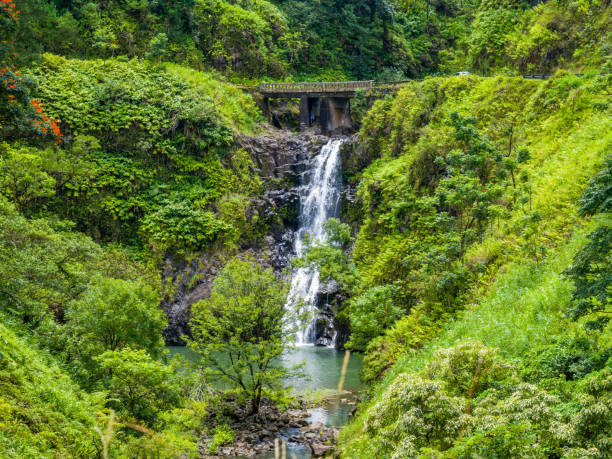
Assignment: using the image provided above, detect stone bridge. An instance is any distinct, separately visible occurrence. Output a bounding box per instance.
[256,73,607,132]
[259,81,374,134]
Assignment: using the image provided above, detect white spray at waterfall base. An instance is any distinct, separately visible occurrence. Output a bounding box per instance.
[285,138,344,345]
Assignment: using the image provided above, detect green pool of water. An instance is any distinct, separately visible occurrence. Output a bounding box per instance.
[167,345,363,393]
[167,345,362,459]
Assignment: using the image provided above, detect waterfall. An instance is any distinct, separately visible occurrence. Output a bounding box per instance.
[286,138,344,345]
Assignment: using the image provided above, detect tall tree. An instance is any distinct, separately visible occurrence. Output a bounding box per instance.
[564,157,612,331]
[188,257,297,415]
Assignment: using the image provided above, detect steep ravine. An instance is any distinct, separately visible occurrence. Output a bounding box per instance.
[162,130,361,349]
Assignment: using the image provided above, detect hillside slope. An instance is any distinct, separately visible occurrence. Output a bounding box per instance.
[0,317,102,457]
[9,0,611,79]
[336,72,611,456]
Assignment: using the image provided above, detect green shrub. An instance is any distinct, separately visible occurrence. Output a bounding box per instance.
[140,199,233,256]
[65,276,166,384]
[96,348,180,423]
[0,319,102,457]
[207,424,235,453]
[348,285,403,350]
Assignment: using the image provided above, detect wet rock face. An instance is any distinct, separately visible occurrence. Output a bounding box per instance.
[236,130,329,180]
[311,279,353,350]
[312,280,340,347]
[162,131,329,345]
[314,317,334,347]
[161,257,220,345]
[339,133,374,180]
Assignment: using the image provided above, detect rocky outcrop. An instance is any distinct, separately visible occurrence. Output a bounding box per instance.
[161,257,218,345]
[236,129,328,180]
[201,398,338,458]
[339,133,373,180]
[312,280,340,347]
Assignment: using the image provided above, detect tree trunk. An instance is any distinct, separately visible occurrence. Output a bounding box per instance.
[250,385,262,416]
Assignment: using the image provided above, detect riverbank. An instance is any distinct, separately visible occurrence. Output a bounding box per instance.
[201,397,338,458]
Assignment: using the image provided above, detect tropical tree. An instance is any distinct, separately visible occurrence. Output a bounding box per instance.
[146,33,168,63]
[1,1,62,144]
[0,146,55,209]
[66,276,166,357]
[0,196,100,326]
[436,112,504,257]
[188,257,296,415]
[92,27,118,64]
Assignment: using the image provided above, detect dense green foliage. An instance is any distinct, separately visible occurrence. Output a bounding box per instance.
[338,73,611,378]
[358,339,611,457]
[1,4,270,454]
[14,0,291,77]
[2,54,264,257]
[96,348,181,423]
[188,258,297,415]
[6,0,611,80]
[0,194,206,455]
[564,156,612,331]
[342,228,611,457]
[65,276,167,385]
[334,64,611,459]
[1,0,611,455]
[0,319,103,457]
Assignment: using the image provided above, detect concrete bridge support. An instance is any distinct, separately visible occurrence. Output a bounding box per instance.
[299,96,352,134]
[299,96,310,131]
[260,80,370,133]
[321,97,352,134]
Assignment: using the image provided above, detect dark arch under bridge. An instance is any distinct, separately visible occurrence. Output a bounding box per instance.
[259,80,375,134]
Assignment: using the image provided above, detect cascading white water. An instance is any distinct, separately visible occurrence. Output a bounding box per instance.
[286,138,344,345]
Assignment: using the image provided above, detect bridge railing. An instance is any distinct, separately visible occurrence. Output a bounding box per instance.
[259,80,373,93]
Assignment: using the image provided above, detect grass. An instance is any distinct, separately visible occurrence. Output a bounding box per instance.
[0,316,101,457]
[339,73,612,457]
[340,227,589,457]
